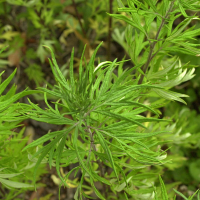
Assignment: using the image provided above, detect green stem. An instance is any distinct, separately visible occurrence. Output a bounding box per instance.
[107,0,113,61]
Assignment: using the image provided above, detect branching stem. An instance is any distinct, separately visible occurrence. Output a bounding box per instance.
[138,0,176,84]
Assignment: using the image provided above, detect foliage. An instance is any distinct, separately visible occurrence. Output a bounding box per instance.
[0,0,200,199]
[0,47,47,199]
[20,0,200,199]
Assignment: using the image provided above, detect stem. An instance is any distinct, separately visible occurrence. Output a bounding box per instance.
[107,0,113,61]
[84,120,108,198]
[138,0,176,84]
[71,0,87,38]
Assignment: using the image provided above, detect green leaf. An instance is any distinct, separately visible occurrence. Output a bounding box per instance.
[31,135,63,187]
[105,84,162,103]
[178,2,188,17]
[0,90,40,112]
[159,175,169,200]
[56,133,69,187]
[95,130,119,180]
[22,130,63,151]
[108,14,147,35]
[0,178,33,188]
[104,100,159,115]
[69,47,75,92]
[88,42,102,83]
[116,0,125,8]
[0,172,22,179]
[97,59,118,100]
[74,127,94,180]
[167,18,194,41]
[90,179,106,200]
[0,46,8,54]
[43,46,70,91]
[152,88,188,104]
[93,110,146,129]
[173,188,187,200]
[0,68,17,96]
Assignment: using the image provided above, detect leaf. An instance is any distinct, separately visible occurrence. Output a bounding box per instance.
[167,18,194,41]
[144,0,158,13]
[56,133,69,187]
[148,57,179,79]
[95,130,118,180]
[116,0,125,8]
[69,47,75,92]
[78,45,86,90]
[124,192,129,200]
[173,189,187,200]
[159,175,169,200]
[31,135,63,187]
[108,14,147,35]
[97,59,118,100]
[178,2,188,18]
[43,46,70,91]
[114,131,169,139]
[74,127,94,180]
[105,84,162,103]
[104,100,159,115]
[114,176,132,192]
[93,110,146,129]
[23,126,75,152]
[0,90,39,112]
[152,88,188,104]
[0,178,33,188]
[0,68,17,96]
[189,189,200,200]
[0,172,22,179]
[88,42,102,83]
[0,46,8,54]
[90,179,106,200]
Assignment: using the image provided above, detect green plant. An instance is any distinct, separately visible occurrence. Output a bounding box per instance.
[21,1,200,199]
[110,0,200,198]
[0,47,47,199]
[1,0,200,199]
[155,176,200,200]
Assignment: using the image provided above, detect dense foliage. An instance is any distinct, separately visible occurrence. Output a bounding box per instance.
[0,0,200,199]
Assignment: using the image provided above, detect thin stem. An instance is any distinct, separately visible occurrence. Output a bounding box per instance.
[87,128,95,165]
[107,0,113,61]
[84,120,108,198]
[138,0,176,84]
[71,0,87,38]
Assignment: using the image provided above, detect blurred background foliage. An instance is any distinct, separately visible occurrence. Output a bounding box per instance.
[0,0,200,199]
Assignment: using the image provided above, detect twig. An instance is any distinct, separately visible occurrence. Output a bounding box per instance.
[138,0,176,84]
